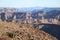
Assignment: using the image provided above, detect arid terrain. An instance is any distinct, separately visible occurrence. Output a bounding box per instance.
[0,20,57,40]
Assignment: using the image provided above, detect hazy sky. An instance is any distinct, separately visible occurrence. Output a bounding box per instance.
[0,0,60,8]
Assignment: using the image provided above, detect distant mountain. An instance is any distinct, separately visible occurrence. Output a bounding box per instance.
[18,7,44,12]
[18,7,60,12]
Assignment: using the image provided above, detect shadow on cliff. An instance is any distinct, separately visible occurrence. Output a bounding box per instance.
[41,24,60,40]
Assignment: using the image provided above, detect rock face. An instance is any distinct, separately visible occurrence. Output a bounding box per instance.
[0,21,57,40]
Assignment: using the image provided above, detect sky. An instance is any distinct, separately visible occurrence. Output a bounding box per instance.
[0,0,60,8]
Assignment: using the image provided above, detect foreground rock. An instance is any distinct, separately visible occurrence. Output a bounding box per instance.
[0,21,57,40]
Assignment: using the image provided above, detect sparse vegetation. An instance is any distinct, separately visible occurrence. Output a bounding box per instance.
[6,32,14,38]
